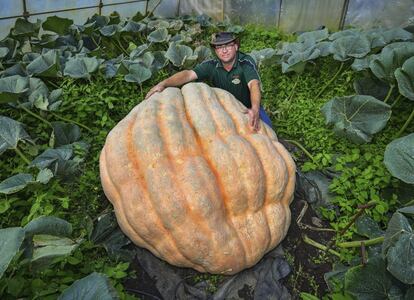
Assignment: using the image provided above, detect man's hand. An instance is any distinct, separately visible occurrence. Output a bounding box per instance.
[145,83,165,99]
[244,108,260,132]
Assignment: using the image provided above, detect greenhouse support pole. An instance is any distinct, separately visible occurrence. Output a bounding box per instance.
[145,0,148,15]
[339,0,350,30]
[99,0,104,15]
[22,0,29,19]
[277,0,283,29]
[176,0,181,17]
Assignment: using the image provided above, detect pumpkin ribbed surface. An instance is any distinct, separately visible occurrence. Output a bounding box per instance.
[100,82,295,274]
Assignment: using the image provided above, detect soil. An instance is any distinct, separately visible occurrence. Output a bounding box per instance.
[281,198,335,299]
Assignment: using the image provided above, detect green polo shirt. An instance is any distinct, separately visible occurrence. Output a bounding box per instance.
[193,52,260,108]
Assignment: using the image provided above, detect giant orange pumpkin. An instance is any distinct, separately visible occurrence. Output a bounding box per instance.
[100,83,295,274]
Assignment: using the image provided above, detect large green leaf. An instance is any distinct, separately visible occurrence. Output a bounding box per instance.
[129,43,149,59]
[124,64,152,84]
[195,45,212,63]
[298,28,329,44]
[382,28,413,44]
[151,51,168,71]
[64,56,102,79]
[169,19,184,32]
[0,47,9,58]
[329,29,360,41]
[26,50,61,77]
[281,47,320,74]
[99,25,120,37]
[370,43,414,83]
[249,48,277,69]
[147,28,170,43]
[321,95,391,143]
[355,215,384,239]
[90,213,131,259]
[121,20,143,33]
[345,256,393,300]
[165,42,197,67]
[395,56,414,101]
[330,35,371,61]
[25,216,72,237]
[315,41,332,57]
[42,16,73,35]
[12,18,41,37]
[58,272,118,300]
[31,234,79,268]
[0,227,25,278]
[0,173,34,194]
[51,122,81,147]
[398,205,414,217]
[387,231,414,284]
[353,76,389,101]
[351,54,377,72]
[148,20,170,30]
[30,148,72,170]
[0,38,19,60]
[0,116,31,155]
[384,133,414,184]
[28,77,49,107]
[0,75,29,103]
[382,212,412,257]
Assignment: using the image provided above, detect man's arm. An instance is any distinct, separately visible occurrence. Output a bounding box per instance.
[145,70,198,99]
[247,79,261,132]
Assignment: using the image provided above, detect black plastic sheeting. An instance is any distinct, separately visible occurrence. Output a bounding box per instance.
[131,245,291,300]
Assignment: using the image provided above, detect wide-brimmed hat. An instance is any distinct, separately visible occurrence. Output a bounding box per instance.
[210,32,237,46]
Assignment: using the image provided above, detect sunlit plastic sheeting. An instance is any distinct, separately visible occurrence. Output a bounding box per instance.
[26,0,97,14]
[179,0,224,21]
[0,1,23,18]
[279,0,345,33]
[224,0,281,26]
[345,0,414,29]
[0,19,17,39]
[28,9,98,27]
[153,0,179,18]
[102,2,147,18]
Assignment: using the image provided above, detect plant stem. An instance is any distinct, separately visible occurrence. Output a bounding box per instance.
[116,39,129,56]
[337,236,384,248]
[325,201,377,253]
[14,146,30,165]
[18,102,52,127]
[45,79,60,89]
[391,94,402,108]
[314,62,344,100]
[50,112,93,132]
[383,85,394,103]
[396,108,414,138]
[285,75,300,102]
[285,139,314,160]
[303,235,341,257]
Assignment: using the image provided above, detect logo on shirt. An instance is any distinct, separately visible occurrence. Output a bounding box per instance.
[231,75,241,85]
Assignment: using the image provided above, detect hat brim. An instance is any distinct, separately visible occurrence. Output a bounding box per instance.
[210,37,237,47]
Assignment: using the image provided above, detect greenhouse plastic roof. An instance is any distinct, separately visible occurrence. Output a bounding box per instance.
[0,0,413,39]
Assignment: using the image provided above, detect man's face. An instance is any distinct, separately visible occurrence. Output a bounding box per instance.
[214,42,238,64]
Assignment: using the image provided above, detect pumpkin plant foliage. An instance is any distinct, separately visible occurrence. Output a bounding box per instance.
[321,95,391,143]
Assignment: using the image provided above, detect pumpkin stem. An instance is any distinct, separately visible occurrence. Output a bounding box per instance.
[285,139,314,160]
[303,235,341,257]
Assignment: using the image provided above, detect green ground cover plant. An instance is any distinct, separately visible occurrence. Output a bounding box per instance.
[0,11,413,299]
